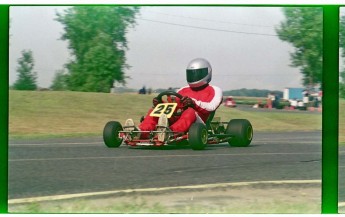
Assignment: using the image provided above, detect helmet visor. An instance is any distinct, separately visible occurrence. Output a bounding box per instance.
[186,68,208,83]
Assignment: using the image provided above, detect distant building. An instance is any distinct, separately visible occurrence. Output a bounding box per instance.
[283,88,304,100]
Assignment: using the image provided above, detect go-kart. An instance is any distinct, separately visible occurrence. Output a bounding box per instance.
[103,90,253,150]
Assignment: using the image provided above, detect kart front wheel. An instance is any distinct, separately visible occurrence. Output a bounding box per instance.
[103,121,123,148]
[188,123,208,150]
[226,119,253,147]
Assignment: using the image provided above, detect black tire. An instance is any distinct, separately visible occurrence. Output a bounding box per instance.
[103,121,123,148]
[226,119,253,147]
[188,123,208,150]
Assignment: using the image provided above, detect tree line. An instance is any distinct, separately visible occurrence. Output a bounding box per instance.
[12,6,139,92]
[223,89,283,98]
[10,7,344,98]
[340,14,345,98]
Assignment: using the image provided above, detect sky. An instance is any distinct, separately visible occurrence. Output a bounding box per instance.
[9,6,312,91]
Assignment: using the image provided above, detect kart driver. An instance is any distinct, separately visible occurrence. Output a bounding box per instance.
[125,58,223,142]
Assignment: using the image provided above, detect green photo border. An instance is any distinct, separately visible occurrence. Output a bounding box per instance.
[0,5,9,214]
[323,5,340,214]
[0,4,341,214]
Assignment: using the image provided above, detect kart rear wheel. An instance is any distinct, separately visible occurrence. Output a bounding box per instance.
[188,123,208,150]
[103,121,123,148]
[226,119,253,147]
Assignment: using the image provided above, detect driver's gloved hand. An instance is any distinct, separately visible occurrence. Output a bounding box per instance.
[181,96,195,109]
[152,97,159,108]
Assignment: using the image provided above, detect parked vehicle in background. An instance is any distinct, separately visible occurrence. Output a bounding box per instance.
[224,96,237,107]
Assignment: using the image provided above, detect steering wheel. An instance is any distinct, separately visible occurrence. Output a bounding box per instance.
[156,90,183,103]
[155,90,184,116]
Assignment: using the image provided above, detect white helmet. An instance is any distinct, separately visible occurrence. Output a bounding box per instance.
[186,58,212,89]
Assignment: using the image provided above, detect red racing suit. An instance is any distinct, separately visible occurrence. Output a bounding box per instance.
[139,84,223,134]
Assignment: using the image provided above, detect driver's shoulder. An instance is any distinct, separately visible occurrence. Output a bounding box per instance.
[209,84,222,91]
[207,85,222,95]
[176,86,190,94]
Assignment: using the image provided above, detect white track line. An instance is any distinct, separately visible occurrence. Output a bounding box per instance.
[8,179,321,204]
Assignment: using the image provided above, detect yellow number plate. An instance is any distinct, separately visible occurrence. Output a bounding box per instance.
[149,103,178,118]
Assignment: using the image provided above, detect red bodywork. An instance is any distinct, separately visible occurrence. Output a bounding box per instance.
[224,97,237,107]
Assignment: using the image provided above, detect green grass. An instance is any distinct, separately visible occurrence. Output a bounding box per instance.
[9,90,323,139]
[9,187,321,214]
[9,90,153,138]
[216,106,321,132]
[10,199,320,214]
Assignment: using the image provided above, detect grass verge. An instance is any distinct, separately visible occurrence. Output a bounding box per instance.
[9,90,323,139]
[9,184,321,214]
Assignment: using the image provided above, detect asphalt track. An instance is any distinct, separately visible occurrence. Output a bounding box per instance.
[7,131,345,207]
